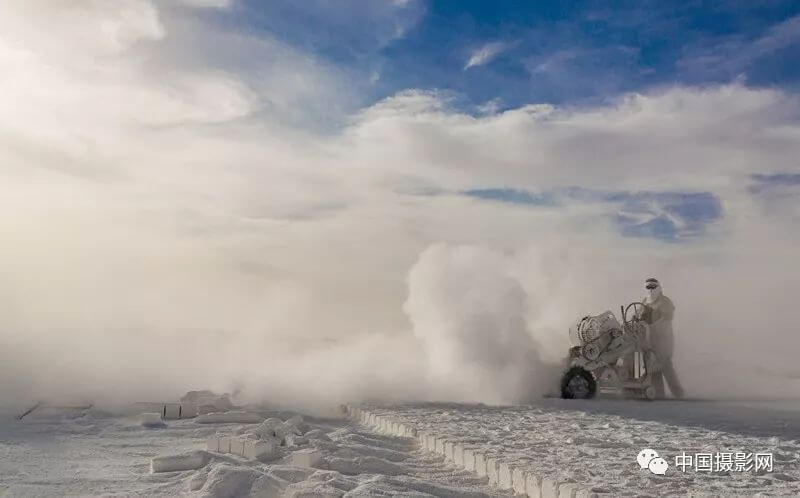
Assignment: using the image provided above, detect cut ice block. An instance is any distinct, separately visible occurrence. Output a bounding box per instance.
[487,457,499,486]
[463,448,476,472]
[217,436,231,453]
[541,477,560,498]
[526,472,542,498]
[474,452,488,477]
[151,451,209,473]
[206,436,219,452]
[498,461,513,490]
[453,444,464,466]
[512,467,527,495]
[161,403,181,420]
[558,482,580,498]
[244,439,278,461]
[426,434,437,452]
[230,437,246,457]
[290,448,323,468]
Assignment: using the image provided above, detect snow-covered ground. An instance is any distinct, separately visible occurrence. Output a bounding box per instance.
[362,399,800,496]
[0,403,507,497]
[1,397,799,497]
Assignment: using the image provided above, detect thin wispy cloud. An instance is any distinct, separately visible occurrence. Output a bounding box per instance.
[464,41,508,69]
[676,13,800,82]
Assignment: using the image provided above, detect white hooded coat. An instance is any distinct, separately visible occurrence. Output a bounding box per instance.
[643,291,675,359]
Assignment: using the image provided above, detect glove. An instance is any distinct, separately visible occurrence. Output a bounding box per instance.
[640,305,654,324]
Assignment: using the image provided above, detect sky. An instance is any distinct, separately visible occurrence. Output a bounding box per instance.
[222,0,800,108]
[0,1,799,409]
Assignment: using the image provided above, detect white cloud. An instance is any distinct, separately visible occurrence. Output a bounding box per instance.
[176,0,233,8]
[477,97,503,115]
[0,0,165,57]
[0,1,799,408]
[465,41,509,69]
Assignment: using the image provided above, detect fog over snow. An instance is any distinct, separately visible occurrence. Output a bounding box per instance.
[1,1,799,413]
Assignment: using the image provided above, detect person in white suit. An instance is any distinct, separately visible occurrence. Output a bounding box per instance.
[641,278,684,399]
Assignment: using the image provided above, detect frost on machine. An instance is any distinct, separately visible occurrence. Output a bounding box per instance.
[560,302,661,400]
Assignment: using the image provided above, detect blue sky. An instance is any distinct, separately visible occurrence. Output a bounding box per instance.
[198,0,800,242]
[4,0,799,245]
[172,0,800,242]
[463,188,723,242]
[221,0,800,111]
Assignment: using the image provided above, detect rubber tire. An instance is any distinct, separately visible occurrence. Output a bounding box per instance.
[560,366,597,399]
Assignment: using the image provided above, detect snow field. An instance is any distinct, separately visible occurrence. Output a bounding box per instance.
[350,401,800,497]
[348,405,598,498]
[195,411,265,424]
[141,412,168,428]
[3,402,514,496]
[8,399,797,496]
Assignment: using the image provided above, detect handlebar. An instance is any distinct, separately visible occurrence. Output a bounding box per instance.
[622,301,646,327]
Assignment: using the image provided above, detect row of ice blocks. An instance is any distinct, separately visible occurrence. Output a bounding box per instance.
[207,435,278,461]
[348,406,599,498]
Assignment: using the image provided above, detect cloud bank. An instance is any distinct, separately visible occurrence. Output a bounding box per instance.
[0,1,799,411]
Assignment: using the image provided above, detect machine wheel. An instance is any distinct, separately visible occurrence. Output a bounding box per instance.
[582,342,601,361]
[560,367,597,399]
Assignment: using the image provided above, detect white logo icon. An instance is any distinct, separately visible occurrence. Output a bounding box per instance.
[637,448,669,475]
[637,448,658,469]
[648,457,669,475]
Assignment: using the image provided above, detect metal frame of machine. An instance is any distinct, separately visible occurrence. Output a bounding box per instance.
[560,302,660,400]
